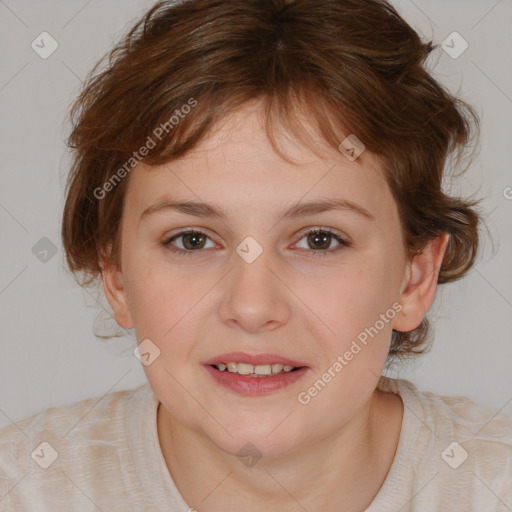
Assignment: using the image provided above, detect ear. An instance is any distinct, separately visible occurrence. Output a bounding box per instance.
[99,245,134,330]
[392,232,450,332]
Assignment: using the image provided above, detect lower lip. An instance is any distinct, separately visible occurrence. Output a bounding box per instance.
[203,364,309,396]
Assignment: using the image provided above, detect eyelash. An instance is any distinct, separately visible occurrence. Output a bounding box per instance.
[162,227,351,258]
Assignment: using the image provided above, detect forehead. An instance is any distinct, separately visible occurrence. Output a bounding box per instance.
[124,103,394,224]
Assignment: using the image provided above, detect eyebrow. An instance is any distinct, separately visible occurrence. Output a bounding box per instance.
[141,197,375,222]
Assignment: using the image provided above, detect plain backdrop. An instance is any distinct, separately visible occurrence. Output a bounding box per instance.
[0,0,511,429]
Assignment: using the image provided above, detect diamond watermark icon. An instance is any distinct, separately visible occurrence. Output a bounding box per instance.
[338,134,365,161]
[31,32,59,59]
[441,32,468,59]
[31,441,58,469]
[236,236,263,264]
[32,237,58,263]
[134,338,161,366]
[237,442,263,468]
[441,441,468,469]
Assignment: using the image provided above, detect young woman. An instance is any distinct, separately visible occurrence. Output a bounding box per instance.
[1,0,511,510]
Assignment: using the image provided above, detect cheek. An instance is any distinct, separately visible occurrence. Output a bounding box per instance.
[305,253,401,345]
[122,247,181,332]
[124,252,214,357]
[294,259,399,423]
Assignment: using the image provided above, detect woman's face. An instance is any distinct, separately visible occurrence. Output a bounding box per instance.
[104,101,420,457]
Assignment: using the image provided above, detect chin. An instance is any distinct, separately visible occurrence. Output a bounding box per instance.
[204,421,305,461]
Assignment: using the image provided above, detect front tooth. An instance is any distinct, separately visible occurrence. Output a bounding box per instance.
[227,362,238,373]
[221,362,295,375]
[271,363,283,374]
[254,364,272,375]
[236,363,254,375]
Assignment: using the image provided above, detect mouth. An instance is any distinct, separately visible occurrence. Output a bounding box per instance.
[203,352,310,395]
[210,362,302,377]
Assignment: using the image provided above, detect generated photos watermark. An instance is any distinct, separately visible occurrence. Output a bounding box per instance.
[297,302,403,405]
[93,97,198,200]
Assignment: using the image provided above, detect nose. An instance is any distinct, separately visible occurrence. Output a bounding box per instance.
[217,244,291,334]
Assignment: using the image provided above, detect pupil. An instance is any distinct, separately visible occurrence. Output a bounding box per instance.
[308,231,330,250]
[184,232,205,250]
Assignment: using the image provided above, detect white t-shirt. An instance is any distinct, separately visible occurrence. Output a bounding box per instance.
[0,376,511,511]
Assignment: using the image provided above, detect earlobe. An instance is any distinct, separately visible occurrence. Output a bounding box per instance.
[99,247,134,330]
[393,232,450,333]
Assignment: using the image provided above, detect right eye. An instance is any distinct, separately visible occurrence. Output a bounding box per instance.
[162,229,216,256]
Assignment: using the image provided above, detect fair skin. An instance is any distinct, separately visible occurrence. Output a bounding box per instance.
[101,100,449,511]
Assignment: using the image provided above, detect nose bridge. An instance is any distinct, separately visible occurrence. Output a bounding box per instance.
[218,235,289,331]
[232,235,275,301]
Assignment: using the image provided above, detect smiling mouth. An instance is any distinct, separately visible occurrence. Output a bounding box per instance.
[204,360,309,395]
[210,362,302,377]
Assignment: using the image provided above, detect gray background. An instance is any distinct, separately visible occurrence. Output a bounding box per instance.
[0,0,511,428]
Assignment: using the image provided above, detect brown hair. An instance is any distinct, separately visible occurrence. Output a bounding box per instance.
[62,0,481,367]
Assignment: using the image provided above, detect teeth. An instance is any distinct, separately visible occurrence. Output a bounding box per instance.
[272,363,283,373]
[226,362,238,373]
[237,363,253,375]
[214,362,298,376]
[254,364,272,375]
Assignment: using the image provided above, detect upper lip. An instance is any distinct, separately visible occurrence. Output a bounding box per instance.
[204,352,308,367]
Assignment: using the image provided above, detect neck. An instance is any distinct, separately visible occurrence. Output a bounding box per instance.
[157,389,402,512]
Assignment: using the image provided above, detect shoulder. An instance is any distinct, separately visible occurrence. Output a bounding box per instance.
[379,378,512,506]
[412,384,512,451]
[0,384,143,454]
[393,378,512,505]
[381,376,512,450]
[0,384,149,509]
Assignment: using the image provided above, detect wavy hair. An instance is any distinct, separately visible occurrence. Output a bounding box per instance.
[61,0,481,366]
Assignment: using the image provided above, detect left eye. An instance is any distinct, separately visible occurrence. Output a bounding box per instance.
[294,228,349,255]
[162,227,349,257]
